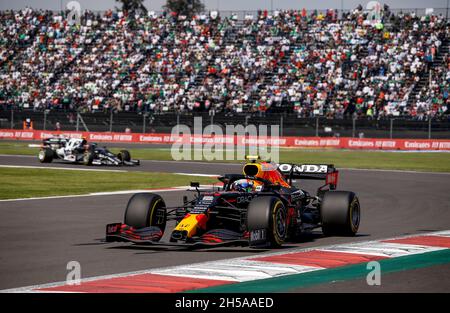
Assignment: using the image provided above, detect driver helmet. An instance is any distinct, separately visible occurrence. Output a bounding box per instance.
[231,179,256,192]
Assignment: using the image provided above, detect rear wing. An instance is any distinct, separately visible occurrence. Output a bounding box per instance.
[42,136,68,149]
[278,163,339,190]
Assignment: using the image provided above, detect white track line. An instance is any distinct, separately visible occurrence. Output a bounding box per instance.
[341,167,450,175]
[320,242,443,258]
[0,155,449,175]
[0,187,186,202]
[140,159,238,166]
[151,259,321,282]
[0,154,38,158]
[2,230,449,293]
[433,230,450,237]
[0,185,219,202]
[0,154,237,166]
[0,164,127,173]
[174,172,219,177]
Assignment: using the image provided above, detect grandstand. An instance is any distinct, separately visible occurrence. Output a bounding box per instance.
[0,6,448,127]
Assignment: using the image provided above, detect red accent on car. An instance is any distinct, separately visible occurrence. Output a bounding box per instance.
[287,207,296,224]
[195,214,208,229]
[201,235,223,243]
[326,171,339,187]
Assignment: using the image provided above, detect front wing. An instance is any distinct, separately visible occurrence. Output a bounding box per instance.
[105,223,253,249]
[92,158,140,166]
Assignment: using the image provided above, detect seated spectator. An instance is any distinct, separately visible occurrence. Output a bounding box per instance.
[0,7,447,120]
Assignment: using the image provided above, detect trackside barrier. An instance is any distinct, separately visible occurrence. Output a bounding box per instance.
[1,129,450,151]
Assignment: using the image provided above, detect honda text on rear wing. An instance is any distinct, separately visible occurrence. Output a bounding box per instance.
[277,163,339,190]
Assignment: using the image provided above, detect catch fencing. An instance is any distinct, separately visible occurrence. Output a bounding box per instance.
[1,111,449,140]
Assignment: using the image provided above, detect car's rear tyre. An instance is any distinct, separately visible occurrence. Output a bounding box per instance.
[38,148,53,163]
[321,191,360,236]
[83,151,94,165]
[247,196,287,248]
[118,150,131,163]
[124,193,167,238]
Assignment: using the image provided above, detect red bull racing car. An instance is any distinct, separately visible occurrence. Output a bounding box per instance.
[106,156,360,248]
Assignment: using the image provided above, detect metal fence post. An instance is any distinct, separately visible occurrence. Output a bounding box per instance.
[209,109,217,126]
[352,116,356,138]
[43,110,47,130]
[109,109,113,132]
[428,118,432,139]
[390,118,394,139]
[10,108,13,129]
[142,114,146,133]
[77,113,89,132]
[280,116,283,137]
[315,117,319,137]
[76,113,80,132]
[176,113,180,133]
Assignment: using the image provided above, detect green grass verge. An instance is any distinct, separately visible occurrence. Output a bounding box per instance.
[0,167,216,200]
[131,148,450,172]
[1,141,450,172]
[0,141,38,156]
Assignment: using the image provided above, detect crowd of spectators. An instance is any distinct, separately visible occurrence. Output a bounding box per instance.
[0,7,448,120]
[0,8,47,64]
[113,12,227,113]
[344,12,447,119]
[409,53,449,119]
[52,10,147,113]
[1,10,101,111]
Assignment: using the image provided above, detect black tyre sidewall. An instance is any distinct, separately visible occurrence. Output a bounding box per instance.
[124,193,166,235]
[247,196,287,248]
[321,191,360,236]
[39,148,53,163]
[83,151,93,165]
[118,150,131,163]
[269,199,287,247]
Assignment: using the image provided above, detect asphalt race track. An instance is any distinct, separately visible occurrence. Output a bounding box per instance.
[0,154,234,174]
[0,154,450,291]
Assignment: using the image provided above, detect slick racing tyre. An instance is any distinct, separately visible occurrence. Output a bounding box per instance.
[124,193,167,237]
[117,150,131,163]
[321,191,360,236]
[38,148,53,163]
[247,196,287,248]
[83,151,94,165]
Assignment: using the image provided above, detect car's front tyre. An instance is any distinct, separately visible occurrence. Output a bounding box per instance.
[247,196,287,248]
[38,148,53,163]
[83,151,94,165]
[124,193,167,240]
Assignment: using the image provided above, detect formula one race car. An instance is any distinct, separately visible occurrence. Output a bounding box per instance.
[38,136,140,166]
[105,156,360,249]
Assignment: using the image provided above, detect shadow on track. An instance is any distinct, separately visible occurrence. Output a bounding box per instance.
[95,232,370,253]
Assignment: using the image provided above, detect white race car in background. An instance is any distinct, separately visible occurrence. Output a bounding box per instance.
[38,136,140,166]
